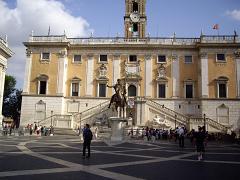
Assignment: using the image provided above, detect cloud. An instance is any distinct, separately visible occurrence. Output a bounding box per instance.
[0,0,93,89]
[226,9,240,21]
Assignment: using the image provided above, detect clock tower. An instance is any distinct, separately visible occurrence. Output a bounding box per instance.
[124,0,147,38]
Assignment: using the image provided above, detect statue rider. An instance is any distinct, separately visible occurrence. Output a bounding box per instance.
[107,79,127,108]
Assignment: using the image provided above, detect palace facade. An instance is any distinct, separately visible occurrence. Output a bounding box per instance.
[0,37,13,125]
[21,0,240,133]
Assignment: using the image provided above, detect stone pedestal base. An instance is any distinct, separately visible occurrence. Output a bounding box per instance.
[109,117,127,141]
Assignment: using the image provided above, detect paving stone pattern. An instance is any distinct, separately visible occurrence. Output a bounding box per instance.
[0,136,240,180]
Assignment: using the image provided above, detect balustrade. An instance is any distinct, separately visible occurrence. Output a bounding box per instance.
[28,35,239,45]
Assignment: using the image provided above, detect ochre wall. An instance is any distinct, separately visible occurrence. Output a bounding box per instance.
[208,54,236,98]
[30,52,58,95]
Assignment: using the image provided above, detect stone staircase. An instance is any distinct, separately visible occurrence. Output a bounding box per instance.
[145,98,228,133]
[146,99,189,126]
[53,127,78,136]
[72,100,115,128]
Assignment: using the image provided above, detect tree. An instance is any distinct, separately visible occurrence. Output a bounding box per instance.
[2,75,22,128]
[3,75,16,103]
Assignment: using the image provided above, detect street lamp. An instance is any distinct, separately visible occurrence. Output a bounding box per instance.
[203,114,206,131]
[175,114,177,129]
[51,110,53,127]
[79,113,82,139]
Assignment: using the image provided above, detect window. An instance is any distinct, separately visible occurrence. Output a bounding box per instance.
[128,85,137,97]
[133,2,138,12]
[100,55,108,62]
[157,55,166,63]
[216,53,226,62]
[186,84,193,98]
[39,81,47,94]
[133,23,138,32]
[37,74,48,95]
[158,84,166,98]
[216,76,228,98]
[71,82,79,96]
[41,52,50,60]
[73,55,81,63]
[99,83,106,97]
[129,55,137,62]
[218,83,227,98]
[184,55,192,63]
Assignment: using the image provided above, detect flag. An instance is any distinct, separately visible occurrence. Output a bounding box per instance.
[213,24,219,30]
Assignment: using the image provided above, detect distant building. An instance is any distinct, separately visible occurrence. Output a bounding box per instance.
[0,36,13,127]
[21,0,240,133]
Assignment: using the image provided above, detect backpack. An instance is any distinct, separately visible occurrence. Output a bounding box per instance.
[84,129,93,141]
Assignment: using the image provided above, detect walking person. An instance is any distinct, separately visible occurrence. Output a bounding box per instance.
[194,126,206,161]
[82,124,93,159]
[178,126,185,148]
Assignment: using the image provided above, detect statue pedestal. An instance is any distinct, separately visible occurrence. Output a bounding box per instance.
[109,117,127,141]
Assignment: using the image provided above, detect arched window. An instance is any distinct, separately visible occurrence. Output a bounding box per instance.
[217,104,229,124]
[35,100,46,122]
[132,2,138,12]
[216,76,228,98]
[128,85,137,97]
[37,74,49,95]
[71,77,81,97]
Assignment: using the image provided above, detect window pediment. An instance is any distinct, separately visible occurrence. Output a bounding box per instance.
[215,76,229,82]
[71,76,81,82]
[37,74,49,81]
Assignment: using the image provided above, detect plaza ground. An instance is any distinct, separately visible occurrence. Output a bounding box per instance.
[0,136,239,180]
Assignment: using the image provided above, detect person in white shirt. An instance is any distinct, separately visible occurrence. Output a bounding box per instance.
[178,126,185,148]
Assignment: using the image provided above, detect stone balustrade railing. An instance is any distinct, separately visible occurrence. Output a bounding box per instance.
[28,35,239,45]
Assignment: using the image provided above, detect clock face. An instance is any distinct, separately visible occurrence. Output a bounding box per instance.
[130,12,140,23]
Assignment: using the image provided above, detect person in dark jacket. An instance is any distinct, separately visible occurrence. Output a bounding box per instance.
[82,124,93,158]
[194,126,206,161]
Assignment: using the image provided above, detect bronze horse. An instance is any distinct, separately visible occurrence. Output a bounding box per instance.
[107,79,127,117]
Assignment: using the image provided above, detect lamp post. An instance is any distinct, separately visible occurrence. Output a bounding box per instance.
[79,113,82,140]
[175,114,177,129]
[203,114,206,131]
[51,110,53,127]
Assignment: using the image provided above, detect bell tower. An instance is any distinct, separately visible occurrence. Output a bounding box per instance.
[124,0,147,38]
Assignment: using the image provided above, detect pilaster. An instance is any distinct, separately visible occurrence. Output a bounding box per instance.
[200,52,209,98]
[112,55,121,94]
[23,49,32,94]
[134,97,146,126]
[57,49,67,96]
[86,54,94,96]
[172,54,180,98]
[235,50,240,98]
[145,55,152,97]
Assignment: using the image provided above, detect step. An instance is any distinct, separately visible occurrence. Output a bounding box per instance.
[53,128,78,136]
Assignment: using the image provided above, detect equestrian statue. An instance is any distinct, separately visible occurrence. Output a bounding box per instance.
[107,79,127,118]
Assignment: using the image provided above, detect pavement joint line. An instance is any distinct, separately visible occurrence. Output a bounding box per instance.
[176,158,240,164]
[0,168,75,178]
[8,139,146,180]
[1,137,240,179]
[96,150,159,159]
[57,143,81,150]
[91,157,168,169]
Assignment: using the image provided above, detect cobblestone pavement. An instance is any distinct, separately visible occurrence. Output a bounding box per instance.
[0,136,240,180]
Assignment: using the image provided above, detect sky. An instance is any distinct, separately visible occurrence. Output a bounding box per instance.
[0,0,240,89]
